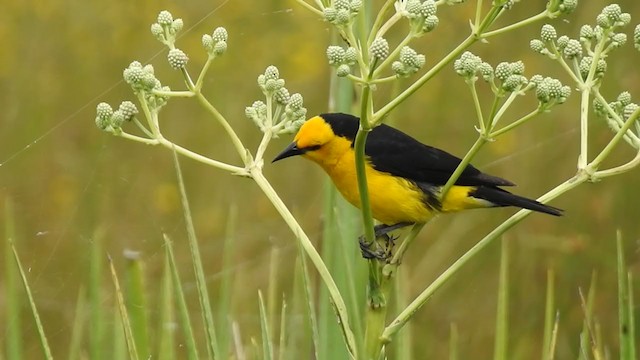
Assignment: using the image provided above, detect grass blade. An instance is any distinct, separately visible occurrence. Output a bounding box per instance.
[89,230,105,360]
[163,234,200,360]
[617,231,636,360]
[493,238,509,360]
[217,206,238,359]
[108,254,140,360]
[625,271,636,359]
[10,241,53,360]
[268,247,280,340]
[278,296,287,360]
[258,290,274,360]
[542,269,556,360]
[4,199,22,360]
[393,269,413,360]
[171,147,219,359]
[449,323,459,360]
[112,301,126,359]
[158,243,176,360]
[68,287,87,360]
[124,250,150,358]
[297,245,320,360]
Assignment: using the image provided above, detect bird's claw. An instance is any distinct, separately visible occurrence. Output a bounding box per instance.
[358,233,398,261]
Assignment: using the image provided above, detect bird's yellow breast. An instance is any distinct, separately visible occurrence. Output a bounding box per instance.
[302,135,489,225]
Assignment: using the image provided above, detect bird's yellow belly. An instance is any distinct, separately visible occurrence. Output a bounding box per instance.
[321,155,489,225]
[323,157,433,225]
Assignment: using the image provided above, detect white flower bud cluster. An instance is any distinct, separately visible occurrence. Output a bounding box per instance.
[123,61,170,109]
[323,0,361,26]
[392,46,425,78]
[151,10,184,47]
[326,45,358,78]
[95,101,139,133]
[202,27,229,57]
[246,66,307,136]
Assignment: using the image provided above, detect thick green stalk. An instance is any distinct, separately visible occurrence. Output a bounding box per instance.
[251,169,358,359]
[440,136,487,199]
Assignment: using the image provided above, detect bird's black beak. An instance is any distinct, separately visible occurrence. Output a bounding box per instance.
[272,142,304,163]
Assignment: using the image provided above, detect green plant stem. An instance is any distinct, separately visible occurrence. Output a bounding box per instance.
[490,108,541,138]
[481,10,549,38]
[364,274,392,360]
[10,241,54,360]
[251,169,358,359]
[390,223,426,266]
[295,0,324,17]
[382,173,587,341]
[589,107,640,173]
[578,87,590,169]
[152,89,195,98]
[440,136,486,198]
[195,57,214,91]
[468,81,486,134]
[195,94,248,164]
[118,132,245,173]
[374,35,476,122]
[368,0,397,46]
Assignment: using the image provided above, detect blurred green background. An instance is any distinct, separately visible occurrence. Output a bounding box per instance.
[1,0,639,358]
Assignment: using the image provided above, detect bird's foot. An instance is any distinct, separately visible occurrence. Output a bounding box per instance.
[358,223,412,260]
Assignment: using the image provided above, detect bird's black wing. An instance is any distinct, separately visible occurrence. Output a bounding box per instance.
[366,123,514,187]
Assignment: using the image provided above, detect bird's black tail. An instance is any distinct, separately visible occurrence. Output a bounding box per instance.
[470,186,563,216]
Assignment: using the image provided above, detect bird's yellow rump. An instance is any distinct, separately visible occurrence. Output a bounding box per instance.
[273,113,561,227]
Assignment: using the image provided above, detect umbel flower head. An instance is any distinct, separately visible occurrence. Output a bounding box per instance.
[202,27,229,57]
[151,10,184,47]
[246,66,307,135]
[323,0,361,26]
[95,101,139,133]
[122,61,170,109]
[392,46,425,77]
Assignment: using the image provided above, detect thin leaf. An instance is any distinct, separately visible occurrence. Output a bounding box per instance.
[278,295,287,360]
[108,254,140,360]
[217,205,238,359]
[124,250,150,358]
[258,290,274,360]
[68,287,87,360]
[89,230,105,360]
[297,246,320,360]
[616,231,634,360]
[542,269,556,360]
[10,242,53,360]
[494,238,509,360]
[163,234,199,360]
[158,243,176,360]
[4,199,22,360]
[171,147,219,359]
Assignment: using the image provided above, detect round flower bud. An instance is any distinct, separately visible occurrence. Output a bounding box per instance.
[494,62,511,81]
[530,39,545,53]
[289,93,304,109]
[323,7,337,22]
[202,34,214,51]
[167,48,189,69]
[143,64,154,74]
[596,59,607,75]
[151,23,164,38]
[336,64,351,77]
[423,15,439,32]
[510,60,525,75]
[579,56,592,80]
[478,62,493,81]
[110,110,125,128]
[274,87,290,105]
[96,102,113,121]
[602,4,622,22]
[559,0,577,14]
[213,41,227,55]
[423,0,437,16]
[405,0,422,15]
[264,66,279,81]
[212,27,228,42]
[563,39,582,59]
[596,14,610,29]
[530,74,544,86]
[123,66,144,85]
[118,101,138,121]
[326,46,346,65]
[619,13,631,26]
[157,10,173,26]
[391,61,405,76]
[540,24,557,42]
[344,47,358,65]
[172,19,184,33]
[611,33,627,48]
[579,25,594,41]
[370,37,389,60]
[623,103,639,120]
[635,24,640,51]
[334,0,350,10]
[617,91,632,106]
[350,0,362,12]
[556,35,569,50]
[502,75,526,92]
[335,9,351,25]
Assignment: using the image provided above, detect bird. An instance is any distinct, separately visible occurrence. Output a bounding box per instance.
[273,113,562,244]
